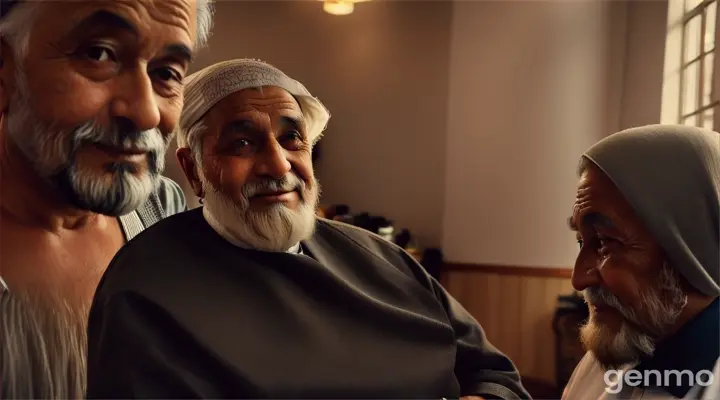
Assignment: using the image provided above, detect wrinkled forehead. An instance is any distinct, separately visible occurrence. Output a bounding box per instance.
[573,162,641,228]
[30,0,195,12]
[25,0,196,42]
[206,86,304,126]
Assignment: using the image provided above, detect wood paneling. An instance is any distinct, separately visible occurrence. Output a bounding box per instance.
[442,265,575,385]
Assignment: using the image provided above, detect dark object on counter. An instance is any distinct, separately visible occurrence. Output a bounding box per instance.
[331,205,353,224]
[334,204,350,216]
[552,292,589,391]
[372,217,394,241]
[420,248,444,281]
[371,216,390,229]
[353,213,373,231]
[394,229,412,249]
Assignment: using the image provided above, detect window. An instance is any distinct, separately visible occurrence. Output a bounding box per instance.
[661,0,719,129]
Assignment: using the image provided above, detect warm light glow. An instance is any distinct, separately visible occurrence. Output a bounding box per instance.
[323,0,354,15]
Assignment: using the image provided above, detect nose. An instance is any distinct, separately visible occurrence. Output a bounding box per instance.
[571,255,600,291]
[254,140,292,180]
[110,71,161,131]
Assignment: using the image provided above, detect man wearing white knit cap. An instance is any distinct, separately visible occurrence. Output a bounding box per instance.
[85,59,530,400]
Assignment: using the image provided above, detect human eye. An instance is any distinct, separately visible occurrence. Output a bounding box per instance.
[76,43,117,64]
[596,235,618,258]
[284,130,303,142]
[281,130,306,150]
[224,138,256,157]
[150,66,183,96]
[231,138,251,148]
[151,66,182,83]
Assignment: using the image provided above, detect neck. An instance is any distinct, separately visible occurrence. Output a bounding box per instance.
[0,124,96,231]
[663,294,716,338]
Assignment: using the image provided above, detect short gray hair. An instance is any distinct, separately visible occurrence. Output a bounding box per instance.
[195,0,215,49]
[185,120,207,163]
[0,0,215,62]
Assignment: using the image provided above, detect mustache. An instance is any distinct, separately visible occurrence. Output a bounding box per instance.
[71,119,167,155]
[243,174,305,199]
[583,286,639,323]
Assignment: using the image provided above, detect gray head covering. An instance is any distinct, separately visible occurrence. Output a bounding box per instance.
[178,59,330,148]
[582,124,720,296]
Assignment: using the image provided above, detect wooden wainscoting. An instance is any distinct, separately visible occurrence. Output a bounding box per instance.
[441,264,574,386]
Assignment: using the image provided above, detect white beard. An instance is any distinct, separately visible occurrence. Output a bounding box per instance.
[3,65,166,216]
[579,264,688,370]
[199,169,319,252]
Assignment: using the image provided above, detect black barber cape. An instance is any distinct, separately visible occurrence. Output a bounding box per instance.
[86,207,529,399]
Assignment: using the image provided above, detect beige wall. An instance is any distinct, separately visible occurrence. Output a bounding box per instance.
[164,0,670,260]
[442,1,605,267]
[615,1,669,130]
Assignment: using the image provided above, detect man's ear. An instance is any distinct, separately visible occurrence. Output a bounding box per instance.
[176,147,204,198]
[0,38,16,114]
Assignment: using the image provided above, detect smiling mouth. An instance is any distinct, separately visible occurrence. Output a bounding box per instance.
[251,190,298,202]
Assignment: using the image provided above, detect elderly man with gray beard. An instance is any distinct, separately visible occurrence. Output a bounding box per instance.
[0,0,214,397]
[563,125,719,399]
[85,59,530,400]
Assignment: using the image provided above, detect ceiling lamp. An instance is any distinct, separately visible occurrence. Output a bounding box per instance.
[323,0,354,15]
[321,0,372,16]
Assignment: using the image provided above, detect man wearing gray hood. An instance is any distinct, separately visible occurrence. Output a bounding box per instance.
[563,124,719,399]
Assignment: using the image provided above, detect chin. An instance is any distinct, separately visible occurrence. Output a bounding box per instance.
[204,186,318,252]
[55,163,160,216]
[245,206,317,251]
[580,314,656,370]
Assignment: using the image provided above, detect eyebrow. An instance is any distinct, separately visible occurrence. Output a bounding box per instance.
[65,10,194,64]
[280,116,304,131]
[568,212,615,232]
[156,43,194,66]
[221,116,306,138]
[587,213,614,229]
[223,119,256,134]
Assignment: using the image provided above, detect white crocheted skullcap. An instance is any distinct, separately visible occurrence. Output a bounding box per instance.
[177,58,331,148]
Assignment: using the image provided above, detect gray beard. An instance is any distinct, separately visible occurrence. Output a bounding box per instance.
[199,170,320,252]
[579,264,688,370]
[3,68,168,216]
